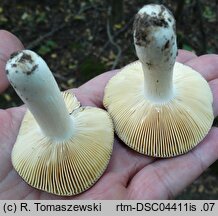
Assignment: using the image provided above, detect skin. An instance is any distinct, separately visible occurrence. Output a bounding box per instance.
[0,30,218,200]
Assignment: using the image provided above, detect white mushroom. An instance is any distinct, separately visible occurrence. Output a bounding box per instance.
[103,4,213,157]
[6,50,114,196]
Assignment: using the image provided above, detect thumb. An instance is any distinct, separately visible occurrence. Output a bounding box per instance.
[0,30,24,93]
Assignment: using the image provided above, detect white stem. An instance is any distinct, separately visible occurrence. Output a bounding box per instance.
[6,50,74,141]
[133,4,177,103]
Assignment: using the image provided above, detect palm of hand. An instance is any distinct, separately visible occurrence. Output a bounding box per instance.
[0,34,218,200]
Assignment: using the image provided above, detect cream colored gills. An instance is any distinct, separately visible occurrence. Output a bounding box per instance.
[103,4,213,157]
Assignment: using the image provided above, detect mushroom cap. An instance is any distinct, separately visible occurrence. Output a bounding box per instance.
[103,61,213,157]
[12,91,114,196]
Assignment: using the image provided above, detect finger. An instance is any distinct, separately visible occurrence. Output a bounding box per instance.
[184,54,218,117]
[185,54,218,81]
[0,106,26,190]
[0,30,24,93]
[127,127,218,199]
[176,49,197,63]
[210,79,218,117]
[106,138,155,181]
[73,70,118,107]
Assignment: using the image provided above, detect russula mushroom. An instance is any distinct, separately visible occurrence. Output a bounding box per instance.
[6,50,114,196]
[103,4,213,157]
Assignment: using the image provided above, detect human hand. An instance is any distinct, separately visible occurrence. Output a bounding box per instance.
[0,30,218,199]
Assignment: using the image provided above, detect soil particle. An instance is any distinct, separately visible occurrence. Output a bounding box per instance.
[133,8,169,47]
[18,53,33,64]
[26,64,38,75]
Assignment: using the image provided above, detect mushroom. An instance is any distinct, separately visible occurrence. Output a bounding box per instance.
[6,50,114,196]
[103,4,213,157]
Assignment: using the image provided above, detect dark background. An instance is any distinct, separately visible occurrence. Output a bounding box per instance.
[0,0,217,199]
